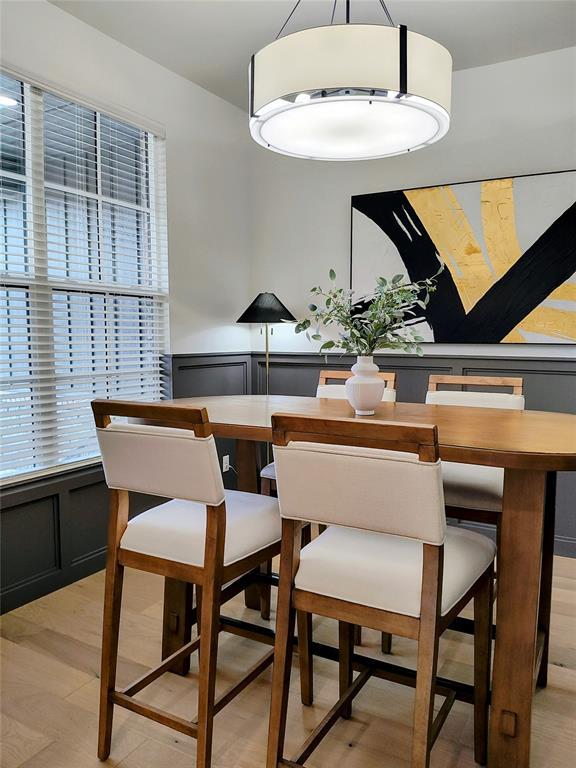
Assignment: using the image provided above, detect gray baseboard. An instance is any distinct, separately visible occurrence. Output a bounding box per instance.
[2,350,574,613]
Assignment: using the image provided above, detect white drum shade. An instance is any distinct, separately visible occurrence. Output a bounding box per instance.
[249,24,452,161]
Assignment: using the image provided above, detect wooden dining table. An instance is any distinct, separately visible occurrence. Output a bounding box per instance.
[154,394,576,768]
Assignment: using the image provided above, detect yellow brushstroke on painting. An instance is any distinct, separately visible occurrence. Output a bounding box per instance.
[481,179,522,277]
[405,186,492,310]
[503,328,525,343]
[508,306,576,342]
[406,181,575,343]
[481,179,576,341]
[549,283,576,302]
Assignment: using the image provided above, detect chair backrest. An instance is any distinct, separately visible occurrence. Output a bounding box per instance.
[316,369,397,402]
[272,414,445,545]
[92,400,225,505]
[426,375,525,410]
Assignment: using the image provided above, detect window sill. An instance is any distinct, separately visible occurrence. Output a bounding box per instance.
[0,457,103,490]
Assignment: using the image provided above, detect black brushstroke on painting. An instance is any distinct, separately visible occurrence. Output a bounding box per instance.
[352,190,576,343]
[352,191,466,341]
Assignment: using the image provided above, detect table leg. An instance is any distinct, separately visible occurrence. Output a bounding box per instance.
[161,577,193,676]
[536,471,557,689]
[236,439,262,610]
[236,438,259,492]
[488,468,546,767]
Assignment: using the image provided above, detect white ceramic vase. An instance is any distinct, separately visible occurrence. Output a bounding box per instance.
[345,356,385,416]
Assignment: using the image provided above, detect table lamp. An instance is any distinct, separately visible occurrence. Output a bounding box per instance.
[236,292,296,395]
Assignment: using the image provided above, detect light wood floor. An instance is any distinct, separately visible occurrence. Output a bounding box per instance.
[1,556,575,768]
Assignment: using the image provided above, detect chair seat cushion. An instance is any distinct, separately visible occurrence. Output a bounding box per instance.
[442,461,504,513]
[120,490,281,567]
[261,462,277,481]
[294,526,495,618]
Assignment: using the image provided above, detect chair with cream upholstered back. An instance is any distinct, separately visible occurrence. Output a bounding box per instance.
[426,375,525,522]
[97,420,225,504]
[426,374,524,410]
[266,413,495,768]
[272,424,444,542]
[259,369,398,651]
[260,368,397,495]
[379,373,526,659]
[92,400,281,768]
[316,368,397,400]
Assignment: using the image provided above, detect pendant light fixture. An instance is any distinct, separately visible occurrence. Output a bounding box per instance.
[249,0,452,161]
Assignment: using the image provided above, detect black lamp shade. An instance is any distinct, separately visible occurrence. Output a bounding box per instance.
[236,293,296,324]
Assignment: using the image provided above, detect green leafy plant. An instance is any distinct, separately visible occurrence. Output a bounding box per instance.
[295,268,441,356]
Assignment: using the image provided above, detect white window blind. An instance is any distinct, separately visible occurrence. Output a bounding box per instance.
[0,72,168,481]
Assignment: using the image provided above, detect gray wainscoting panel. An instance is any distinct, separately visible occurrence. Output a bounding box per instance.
[168,353,253,492]
[1,495,61,595]
[251,351,575,404]
[168,353,252,399]
[250,352,576,556]
[1,463,167,613]
[2,350,574,612]
[65,479,110,566]
[2,466,105,612]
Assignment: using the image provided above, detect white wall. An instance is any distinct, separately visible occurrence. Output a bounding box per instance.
[249,47,576,358]
[1,0,253,354]
[2,4,574,359]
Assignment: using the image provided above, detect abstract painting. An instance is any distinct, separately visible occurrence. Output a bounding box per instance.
[351,171,576,343]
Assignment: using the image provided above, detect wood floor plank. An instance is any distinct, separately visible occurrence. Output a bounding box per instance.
[552,556,576,578]
[1,638,91,698]
[1,556,574,767]
[10,589,163,668]
[18,741,122,768]
[116,738,201,767]
[0,714,52,768]
[1,687,144,767]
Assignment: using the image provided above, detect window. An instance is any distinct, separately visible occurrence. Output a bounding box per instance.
[0,73,168,481]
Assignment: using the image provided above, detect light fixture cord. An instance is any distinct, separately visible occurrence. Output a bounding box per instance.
[330,0,338,25]
[377,0,395,26]
[275,0,303,39]
[277,0,395,38]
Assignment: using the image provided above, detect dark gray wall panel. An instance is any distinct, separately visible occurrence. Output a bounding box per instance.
[268,361,328,396]
[169,353,253,491]
[555,475,576,557]
[1,465,164,613]
[251,352,575,406]
[380,362,455,403]
[169,353,251,399]
[1,496,60,592]
[66,481,110,565]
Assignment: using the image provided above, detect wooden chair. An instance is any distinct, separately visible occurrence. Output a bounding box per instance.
[316,368,397,397]
[260,368,397,495]
[426,375,524,530]
[267,413,495,768]
[261,369,397,652]
[92,400,282,768]
[427,373,524,400]
[378,375,524,659]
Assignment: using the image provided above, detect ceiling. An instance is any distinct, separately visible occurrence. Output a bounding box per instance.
[50,0,576,110]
